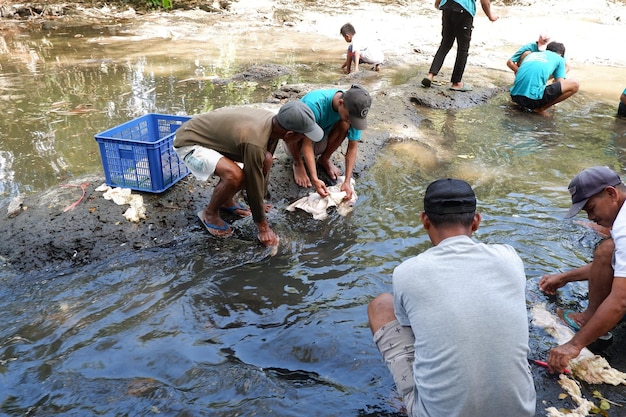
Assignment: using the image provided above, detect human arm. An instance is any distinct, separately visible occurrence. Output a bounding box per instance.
[550,56,567,82]
[341,139,358,201]
[547,277,626,373]
[302,138,329,198]
[538,263,591,295]
[621,92,626,106]
[480,0,498,21]
[341,54,351,73]
[434,0,441,9]
[242,144,278,246]
[256,218,279,247]
[506,59,519,74]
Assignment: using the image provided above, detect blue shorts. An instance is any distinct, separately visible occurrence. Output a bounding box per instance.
[511,81,563,110]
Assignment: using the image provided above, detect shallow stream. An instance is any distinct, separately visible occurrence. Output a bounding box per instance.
[1,5,626,416]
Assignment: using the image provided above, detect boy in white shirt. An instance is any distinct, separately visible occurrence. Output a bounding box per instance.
[340,23,384,73]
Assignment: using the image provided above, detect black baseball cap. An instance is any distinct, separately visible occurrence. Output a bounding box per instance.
[424,178,476,215]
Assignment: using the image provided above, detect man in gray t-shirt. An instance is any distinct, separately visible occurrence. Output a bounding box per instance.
[368,178,536,417]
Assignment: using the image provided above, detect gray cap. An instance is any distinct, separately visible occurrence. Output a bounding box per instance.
[565,166,622,218]
[343,84,371,131]
[276,101,324,142]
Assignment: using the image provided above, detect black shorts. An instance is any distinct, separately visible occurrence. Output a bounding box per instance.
[511,81,563,110]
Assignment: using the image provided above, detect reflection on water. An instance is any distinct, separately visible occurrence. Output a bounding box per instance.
[1,16,626,417]
[0,24,341,199]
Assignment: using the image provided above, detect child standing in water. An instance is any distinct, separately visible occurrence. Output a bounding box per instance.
[340,23,384,73]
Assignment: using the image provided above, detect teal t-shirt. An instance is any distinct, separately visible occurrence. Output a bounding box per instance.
[509,42,540,63]
[510,51,567,100]
[439,0,476,16]
[301,89,362,141]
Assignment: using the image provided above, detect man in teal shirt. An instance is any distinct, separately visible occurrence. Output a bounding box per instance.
[506,32,551,74]
[286,85,371,201]
[510,42,579,115]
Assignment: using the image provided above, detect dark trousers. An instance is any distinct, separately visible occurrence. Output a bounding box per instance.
[428,3,474,84]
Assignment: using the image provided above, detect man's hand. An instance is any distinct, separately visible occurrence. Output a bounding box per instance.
[313,178,329,198]
[547,342,581,374]
[340,180,353,202]
[256,221,279,247]
[538,273,566,295]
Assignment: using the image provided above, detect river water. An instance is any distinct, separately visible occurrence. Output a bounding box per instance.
[1,4,626,416]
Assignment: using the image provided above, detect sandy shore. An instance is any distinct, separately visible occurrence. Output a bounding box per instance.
[121,0,626,100]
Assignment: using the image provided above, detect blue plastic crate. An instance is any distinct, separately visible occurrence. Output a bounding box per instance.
[94,113,191,193]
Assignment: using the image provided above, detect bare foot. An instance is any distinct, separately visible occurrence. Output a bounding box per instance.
[318,158,341,180]
[557,308,590,330]
[292,162,311,188]
[538,273,568,295]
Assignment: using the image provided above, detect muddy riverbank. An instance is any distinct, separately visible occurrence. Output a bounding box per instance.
[4,0,625,275]
[0,80,504,276]
[2,1,626,416]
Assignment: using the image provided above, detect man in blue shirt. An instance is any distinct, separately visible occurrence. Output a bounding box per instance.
[510,42,579,115]
[506,31,551,74]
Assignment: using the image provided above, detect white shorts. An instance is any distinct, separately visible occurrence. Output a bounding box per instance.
[174,145,223,182]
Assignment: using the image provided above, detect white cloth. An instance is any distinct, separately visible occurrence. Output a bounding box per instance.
[531,303,626,385]
[97,184,147,222]
[285,176,357,220]
[351,33,385,65]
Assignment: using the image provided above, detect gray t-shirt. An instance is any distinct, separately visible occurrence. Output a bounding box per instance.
[393,235,536,417]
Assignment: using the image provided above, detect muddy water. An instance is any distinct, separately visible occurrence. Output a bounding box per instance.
[1,9,626,417]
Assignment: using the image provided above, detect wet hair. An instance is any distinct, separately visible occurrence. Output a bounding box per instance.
[340,23,355,37]
[546,41,565,57]
[424,211,475,228]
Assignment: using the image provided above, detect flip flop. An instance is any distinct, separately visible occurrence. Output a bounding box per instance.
[421,77,432,88]
[449,84,473,92]
[558,308,614,344]
[558,309,581,331]
[197,211,233,238]
[220,202,251,217]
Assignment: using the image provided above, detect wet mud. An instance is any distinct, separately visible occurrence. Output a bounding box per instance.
[0,76,504,276]
[2,1,626,415]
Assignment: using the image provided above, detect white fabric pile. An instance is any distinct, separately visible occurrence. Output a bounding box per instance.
[96,184,147,222]
[285,176,357,220]
[531,303,626,416]
[545,375,595,417]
